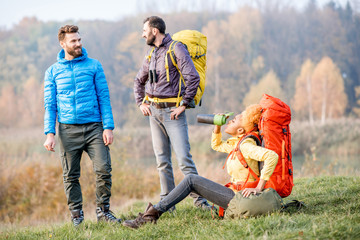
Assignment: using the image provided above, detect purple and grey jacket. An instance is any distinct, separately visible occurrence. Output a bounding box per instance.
[134,34,200,106]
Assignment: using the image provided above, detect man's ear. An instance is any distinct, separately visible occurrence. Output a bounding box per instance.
[152,27,158,36]
[60,41,65,49]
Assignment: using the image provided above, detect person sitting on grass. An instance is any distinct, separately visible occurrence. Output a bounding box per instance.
[122,104,279,229]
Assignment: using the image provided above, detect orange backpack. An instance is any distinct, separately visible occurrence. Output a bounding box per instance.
[223,94,294,197]
[258,94,293,197]
[218,94,293,217]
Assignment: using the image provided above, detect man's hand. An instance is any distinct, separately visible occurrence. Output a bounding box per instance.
[103,129,113,146]
[170,106,186,120]
[139,103,152,116]
[43,133,56,152]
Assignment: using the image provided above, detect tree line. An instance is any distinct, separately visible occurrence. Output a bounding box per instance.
[0,0,359,128]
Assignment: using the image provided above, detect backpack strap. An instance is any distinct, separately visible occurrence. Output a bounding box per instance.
[235,132,261,183]
[245,133,264,172]
[219,132,276,218]
[165,40,186,107]
[221,132,262,197]
[281,200,306,211]
[144,45,183,106]
[218,182,234,218]
[282,139,285,180]
[146,47,155,62]
[222,132,261,171]
[235,132,261,168]
[243,133,261,147]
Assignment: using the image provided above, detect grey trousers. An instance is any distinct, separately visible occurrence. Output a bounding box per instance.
[58,122,112,211]
[149,105,207,206]
[154,174,235,212]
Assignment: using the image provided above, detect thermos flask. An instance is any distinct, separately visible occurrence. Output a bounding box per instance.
[197,112,234,126]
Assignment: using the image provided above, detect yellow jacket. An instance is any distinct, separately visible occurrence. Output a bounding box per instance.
[211,132,278,183]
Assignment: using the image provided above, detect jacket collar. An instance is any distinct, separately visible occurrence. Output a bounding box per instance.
[158,33,172,47]
[57,47,88,63]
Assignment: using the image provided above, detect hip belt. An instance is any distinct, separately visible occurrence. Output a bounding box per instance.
[150,102,177,109]
[143,95,183,108]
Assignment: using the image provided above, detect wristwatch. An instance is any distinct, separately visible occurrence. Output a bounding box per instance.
[180,101,187,107]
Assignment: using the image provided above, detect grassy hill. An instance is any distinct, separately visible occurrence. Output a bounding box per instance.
[1,176,359,239]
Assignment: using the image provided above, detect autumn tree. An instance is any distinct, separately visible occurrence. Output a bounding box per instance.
[202,7,263,113]
[0,85,19,127]
[202,20,226,112]
[311,56,347,124]
[351,86,360,117]
[262,4,301,90]
[243,69,284,107]
[17,77,44,127]
[112,31,147,126]
[292,59,315,124]
[1,4,360,127]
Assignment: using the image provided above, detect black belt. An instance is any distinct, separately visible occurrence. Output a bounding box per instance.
[150,102,177,109]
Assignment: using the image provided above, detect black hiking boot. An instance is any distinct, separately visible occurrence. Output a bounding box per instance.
[123,202,163,229]
[96,205,121,223]
[71,209,84,227]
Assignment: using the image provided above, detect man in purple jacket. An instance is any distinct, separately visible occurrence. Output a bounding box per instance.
[134,16,211,210]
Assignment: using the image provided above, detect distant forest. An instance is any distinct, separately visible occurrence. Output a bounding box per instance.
[0,0,359,128]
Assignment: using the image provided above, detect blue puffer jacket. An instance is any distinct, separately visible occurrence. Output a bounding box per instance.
[44,48,114,135]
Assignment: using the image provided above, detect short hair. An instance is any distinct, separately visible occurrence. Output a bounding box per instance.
[58,25,79,42]
[242,104,262,133]
[143,16,166,34]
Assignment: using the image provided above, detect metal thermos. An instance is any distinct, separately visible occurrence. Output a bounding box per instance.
[197,112,234,126]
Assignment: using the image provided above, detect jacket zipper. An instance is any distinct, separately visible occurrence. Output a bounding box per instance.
[71,61,77,122]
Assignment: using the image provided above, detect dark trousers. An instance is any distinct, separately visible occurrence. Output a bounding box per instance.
[58,122,112,211]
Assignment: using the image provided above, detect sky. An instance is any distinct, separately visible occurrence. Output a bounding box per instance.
[0,0,138,29]
[0,0,351,30]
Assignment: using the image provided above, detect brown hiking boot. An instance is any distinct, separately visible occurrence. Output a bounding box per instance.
[122,202,163,229]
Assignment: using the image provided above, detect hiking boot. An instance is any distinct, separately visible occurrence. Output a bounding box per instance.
[71,209,84,227]
[122,202,163,229]
[96,205,121,223]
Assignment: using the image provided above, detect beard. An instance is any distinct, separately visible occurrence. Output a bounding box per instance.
[146,33,156,46]
[66,46,82,58]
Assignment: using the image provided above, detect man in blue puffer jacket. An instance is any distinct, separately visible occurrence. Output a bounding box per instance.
[43,25,120,226]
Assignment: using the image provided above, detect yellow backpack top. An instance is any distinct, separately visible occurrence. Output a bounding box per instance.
[147,30,207,107]
[170,30,207,107]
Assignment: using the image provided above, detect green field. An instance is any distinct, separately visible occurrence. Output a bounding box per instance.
[1,176,359,240]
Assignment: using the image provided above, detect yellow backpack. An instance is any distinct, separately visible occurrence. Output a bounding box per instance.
[169,30,207,107]
[147,30,207,107]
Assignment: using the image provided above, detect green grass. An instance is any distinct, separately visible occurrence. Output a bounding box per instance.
[1,176,360,240]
